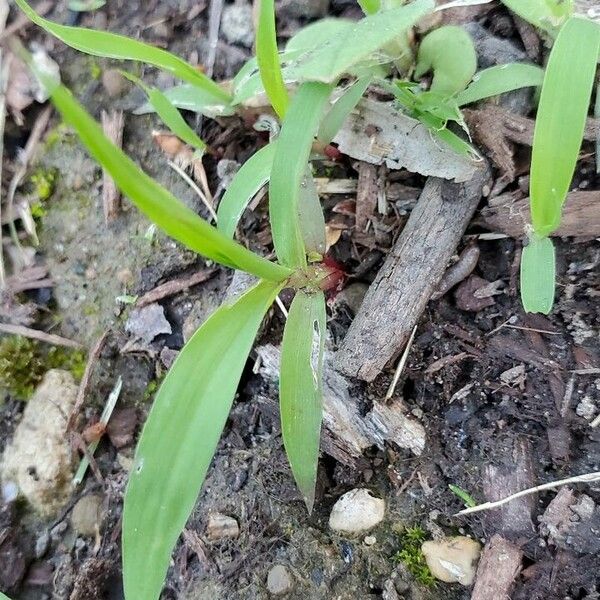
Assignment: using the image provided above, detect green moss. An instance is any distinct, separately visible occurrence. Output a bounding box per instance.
[88,58,102,80]
[393,526,436,587]
[30,168,58,201]
[0,336,86,401]
[43,123,75,150]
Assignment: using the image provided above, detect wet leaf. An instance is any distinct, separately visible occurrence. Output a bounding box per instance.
[280,290,326,512]
[123,280,282,600]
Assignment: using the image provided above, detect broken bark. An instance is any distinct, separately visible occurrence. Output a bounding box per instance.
[255,344,425,467]
[334,165,490,382]
[101,109,124,223]
[480,190,600,238]
[471,535,522,600]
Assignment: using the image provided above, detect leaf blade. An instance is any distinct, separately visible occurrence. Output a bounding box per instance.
[217,142,277,239]
[280,290,326,512]
[520,236,556,314]
[123,279,282,600]
[42,79,290,282]
[269,81,332,267]
[256,0,289,117]
[530,17,600,237]
[456,63,544,106]
[15,0,231,103]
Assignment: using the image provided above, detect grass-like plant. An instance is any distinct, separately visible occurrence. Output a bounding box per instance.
[14,1,555,598]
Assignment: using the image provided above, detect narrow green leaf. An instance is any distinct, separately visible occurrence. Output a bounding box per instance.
[15,0,231,103]
[285,18,354,53]
[318,76,371,145]
[448,484,477,508]
[217,142,277,239]
[530,17,600,237]
[456,63,545,106]
[292,0,434,84]
[501,0,572,36]
[256,0,289,118]
[298,168,326,258]
[39,78,290,282]
[520,236,556,314]
[358,0,381,14]
[269,81,332,267]
[280,289,326,512]
[0,593,12,600]
[136,84,234,117]
[121,72,206,154]
[415,25,477,96]
[124,279,282,600]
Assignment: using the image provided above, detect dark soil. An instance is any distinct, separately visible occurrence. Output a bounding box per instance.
[1,1,599,599]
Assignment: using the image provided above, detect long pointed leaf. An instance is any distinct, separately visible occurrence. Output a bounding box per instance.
[15,0,231,103]
[269,81,332,267]
[456,63,544,106]
[520,236,555,314]
[530,17,600,237]
[500,0,572,36]
[298,168,326,258]
[121,72,206,154]
[123,279,282,600]
[291,0,434,84]
[217,142,277,239]
[280,290,326,512]
[318,76,371,145]
[256,0,289,117]
[40,79,291,282]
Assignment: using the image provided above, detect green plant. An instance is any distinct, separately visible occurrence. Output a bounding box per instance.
[497,2,600,313]
[15,0,552,598]
[394,525,436,586]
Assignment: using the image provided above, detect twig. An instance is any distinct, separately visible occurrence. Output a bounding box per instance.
[0,322,83,348]
[455,470,600,516]
[167,159,217,222]
[68,331,109,432]
[275,295,288,318]
[101,110,124,223]
[73,377,122,486]
[137,269,215,307]
[385,324,417,400]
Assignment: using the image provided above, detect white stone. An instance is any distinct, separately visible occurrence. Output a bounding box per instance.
[1,370,77,516]
[206,513,240,541]
[421,536,481,586]
[329,489,385,534]
[267,564,293,595]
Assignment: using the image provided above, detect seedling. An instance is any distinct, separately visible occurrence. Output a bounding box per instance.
[14,0,553,598]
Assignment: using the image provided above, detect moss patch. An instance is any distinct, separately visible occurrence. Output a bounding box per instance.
[0,336,86,401]
[394,526,436,587]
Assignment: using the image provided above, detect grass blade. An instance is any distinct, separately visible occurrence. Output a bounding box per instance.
[358,0,381,14]
[285,18,354,53]
[520,236,556,314]
[40,78,290,282]
[256,0,289,118]
[298,167,326,258]
[456,63,544,106]
[415,25,477,96]
[15,0,231,103]
[293,0,434,84]
[123,279,282,600]
[269,81,332,267]
[217,142,276,239]
[318,76,371,145]
[501,0,572,35]
[530,17,600,237]
[121,72,206,154]
[280,290,326,512]
[0,593,12,600]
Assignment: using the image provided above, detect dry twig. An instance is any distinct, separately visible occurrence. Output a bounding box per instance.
[0,322,82,348]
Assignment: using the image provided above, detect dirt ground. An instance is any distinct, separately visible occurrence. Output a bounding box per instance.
[0,1,599,599]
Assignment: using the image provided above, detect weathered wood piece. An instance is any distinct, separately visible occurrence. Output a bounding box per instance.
[480,190,600,238]
[334,166,490,382]
[101,109,124,223]
[471,535,522,600]
[255,344,426,467]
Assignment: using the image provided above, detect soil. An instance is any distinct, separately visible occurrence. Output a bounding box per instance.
[1,1,599,600]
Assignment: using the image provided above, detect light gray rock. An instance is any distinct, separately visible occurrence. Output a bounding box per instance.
[221,1,255,48]
[267,564,293,595]
[125,303,171,345]
[1,370,78,516]
[421,536,481,586]
[206,513,240,541]
[70,494,105,536]
[329,489,385,534]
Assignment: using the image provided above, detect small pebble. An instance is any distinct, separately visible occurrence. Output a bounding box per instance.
[329,488,385,534]
[267,564,293,596]
[70,494,104,537]
[221,1,254,47]
[421,536,481,586]
[364,535,377,546]
[35,531,50,558]
[206,513,240,541]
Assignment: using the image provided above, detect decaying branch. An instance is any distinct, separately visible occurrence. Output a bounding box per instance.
[334,165,490,382]
[101,109,124,223]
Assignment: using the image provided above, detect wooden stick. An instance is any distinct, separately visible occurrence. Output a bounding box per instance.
[101,110,124,223]
[137,269,215,307]
[334,165,490,382]
[0,322,82,348]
